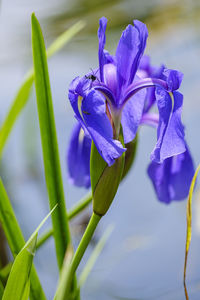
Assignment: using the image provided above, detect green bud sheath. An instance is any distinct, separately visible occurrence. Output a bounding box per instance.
[90,130,125,216]
[121,134,138,181]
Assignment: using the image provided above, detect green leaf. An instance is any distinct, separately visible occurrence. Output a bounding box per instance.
[2,204,56,300]
[0,178,46,300]
[184,164,200,300]
[2,234,37,300]
[90,129,125,216]
[0,21,85,158]
[78,224,114,289]
[0,279,4,299]
[0,263,12,286]
[31,13,71,269]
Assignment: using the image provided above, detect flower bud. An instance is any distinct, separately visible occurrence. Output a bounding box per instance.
[90,130,125,216]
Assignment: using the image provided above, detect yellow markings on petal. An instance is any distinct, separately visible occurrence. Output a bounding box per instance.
[184,164,200,300]
[169,91,174,113]
[78,96,90,121]
[78,127,85,144]
[78,96,84,120]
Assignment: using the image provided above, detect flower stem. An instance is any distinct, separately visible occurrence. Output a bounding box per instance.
[57,213,101,300]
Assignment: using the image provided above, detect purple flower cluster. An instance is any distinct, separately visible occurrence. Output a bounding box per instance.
[67,17,194,204]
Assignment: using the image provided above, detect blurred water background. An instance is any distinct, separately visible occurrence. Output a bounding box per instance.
[1,0,200,299]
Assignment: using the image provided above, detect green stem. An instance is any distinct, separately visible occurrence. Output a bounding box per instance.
[36,192,92,249]
[57,213,101,300]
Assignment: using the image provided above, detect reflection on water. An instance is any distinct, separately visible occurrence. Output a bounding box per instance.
[1,0,200,299]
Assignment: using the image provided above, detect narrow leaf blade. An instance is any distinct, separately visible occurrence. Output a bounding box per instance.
[184,164,200,299]
[31,13,70,269]
[0,178,46,300]
[0,21,84,158]
[2,234,37,300]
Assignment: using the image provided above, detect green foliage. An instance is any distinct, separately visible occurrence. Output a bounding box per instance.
[31,13,71,269]
[0,20,84,158]
[0,263,12,287]
[36,191,92,249]
[0,280,4,299]
[2,204,56,300]
[2,235,37,300]
[0,178,46,300]
[55,213,101,300]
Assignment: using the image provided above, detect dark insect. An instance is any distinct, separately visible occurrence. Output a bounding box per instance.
[85,74,97,82]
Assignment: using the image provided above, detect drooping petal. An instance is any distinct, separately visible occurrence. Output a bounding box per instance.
[148,146,195,203]
[68,76,92,121]
[116,20,148,96]
[151,89,186,163]
[81,89,126,166]
[98,17,107,82]
[121,88,146,144]
[67,122,91,188]
[163,69,183,92]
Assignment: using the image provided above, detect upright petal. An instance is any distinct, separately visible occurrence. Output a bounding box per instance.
[80,89,126,166]
[151,89,186,162]
[98,17,107,82]
[116,20,148,95]
[121,88,146,144]
[148,146,195,203]
[67,122,91,188]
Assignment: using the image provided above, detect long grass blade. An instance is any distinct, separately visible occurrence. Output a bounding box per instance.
[31,13,71,269]
[0,178,46,300]
[2,205,56,300]
[184,164,200,299]
[2,234,37,300]
[0,263,12,286]
[0,21,85,158]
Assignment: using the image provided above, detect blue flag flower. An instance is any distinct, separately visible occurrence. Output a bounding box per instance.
[67,17,194,203]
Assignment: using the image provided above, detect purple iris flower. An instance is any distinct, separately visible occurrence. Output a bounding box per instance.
[67,17,194,203]
[68,17,186,167]
[67,122,91,188]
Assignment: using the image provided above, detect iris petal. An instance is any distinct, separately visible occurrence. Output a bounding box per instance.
[151,89,186,163]
[115,20,148,96]
[121,88,146,144]
[98,17,107,82]
[163,69,183,92]
[148,146,195,203]
[81,89,126,166]
[67,122,91,188]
